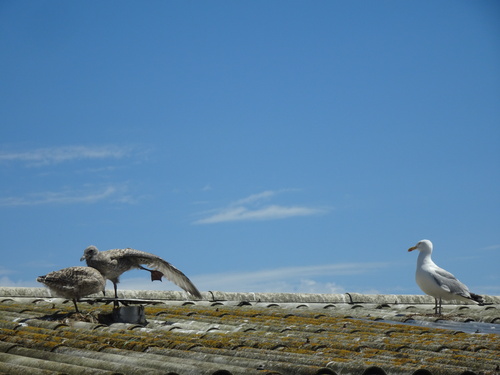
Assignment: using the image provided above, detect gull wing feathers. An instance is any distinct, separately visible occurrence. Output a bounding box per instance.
[431,266,472,299]
[37,266,106,300]
[114,248,202,299]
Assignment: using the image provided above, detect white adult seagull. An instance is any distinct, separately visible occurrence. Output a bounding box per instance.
[408,239,483,314]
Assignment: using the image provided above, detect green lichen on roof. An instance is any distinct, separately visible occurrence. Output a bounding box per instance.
[0,287,499,375]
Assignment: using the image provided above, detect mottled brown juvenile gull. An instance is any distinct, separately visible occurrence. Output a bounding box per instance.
[408,239,483,314]
[80,246,202,300]
[37,266,106,313]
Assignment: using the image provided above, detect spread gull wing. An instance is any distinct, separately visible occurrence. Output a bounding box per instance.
[113,248,202,299]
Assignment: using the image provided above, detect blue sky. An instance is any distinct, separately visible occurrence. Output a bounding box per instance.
[1,1,499,297]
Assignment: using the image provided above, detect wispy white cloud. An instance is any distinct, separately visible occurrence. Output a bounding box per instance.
[0,145,144,206]
[0,145,135,167]
[117,262,390,294]
[0,276,38,288]
[193,262,388,289]
[119,276,344,294]
[0,185,132,207]
[233,190,276,205]
[193,190,329,224]
[0,267,39,288]
[201,184,212,192]
[479,244,500,251]
[195,205,327,224]
[0,267,15,277]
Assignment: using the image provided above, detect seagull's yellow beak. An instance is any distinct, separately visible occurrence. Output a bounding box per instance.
[408,245,417,252]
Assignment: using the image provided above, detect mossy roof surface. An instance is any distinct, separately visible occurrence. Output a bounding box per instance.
[0,287,499,375]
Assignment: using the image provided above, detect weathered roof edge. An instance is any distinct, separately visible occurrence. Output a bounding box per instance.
[2,286,499,305]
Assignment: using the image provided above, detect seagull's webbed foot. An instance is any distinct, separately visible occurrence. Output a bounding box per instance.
[149,270,164,282]
[138,266,164,282]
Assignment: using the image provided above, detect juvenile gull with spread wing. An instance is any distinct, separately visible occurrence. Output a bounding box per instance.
[408,239,483,314]
[37,266,106,313]
[80,246,202,300]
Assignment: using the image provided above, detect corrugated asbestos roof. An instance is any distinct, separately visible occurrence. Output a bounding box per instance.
[0,287,499,375]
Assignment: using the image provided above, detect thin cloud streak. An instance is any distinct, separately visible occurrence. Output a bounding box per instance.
[479,244,500,251]
[117,262,391,293]
[0,267,15,277]
[194,262,390,285]
[119,276,345,294]
[0,185,129,207]
[234,190,276,205]
[0,276,38,288]
[193,190,329,224]
[191,262,390,293]
[0,145,135,166]
[194,205,327,224]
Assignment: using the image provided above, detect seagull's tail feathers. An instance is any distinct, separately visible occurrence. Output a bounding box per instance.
[37,275,59,286]
[470,292,484,305]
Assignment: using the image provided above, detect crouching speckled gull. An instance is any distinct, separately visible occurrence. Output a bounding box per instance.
[80,246,202,300]
[37,266,106,313]
[408,239,483,314]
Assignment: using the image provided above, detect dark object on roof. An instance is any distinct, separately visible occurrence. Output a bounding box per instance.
[408,239,484,315]
[80,245,202,300]
[36,266,106,313]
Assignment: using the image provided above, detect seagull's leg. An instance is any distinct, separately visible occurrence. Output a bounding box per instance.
[438,298,442,315]
[138,265,164,282]
[434,298,438,314]
[72,299,80,314]
[112,282,119,309]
